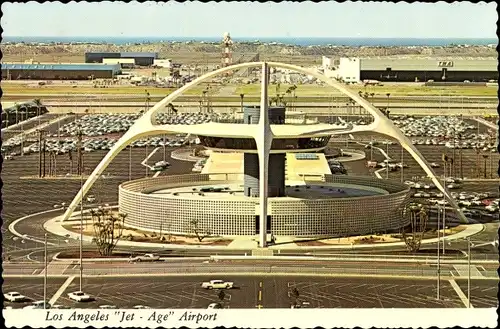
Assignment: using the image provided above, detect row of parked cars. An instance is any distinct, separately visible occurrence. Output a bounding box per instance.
[54,112,231,139]
[394,115,473,138]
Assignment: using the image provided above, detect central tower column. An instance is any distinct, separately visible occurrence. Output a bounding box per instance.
[243,106,285,197]
[255,62,273,248]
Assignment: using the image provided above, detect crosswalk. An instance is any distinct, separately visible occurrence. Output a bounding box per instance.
[452,265,483,278]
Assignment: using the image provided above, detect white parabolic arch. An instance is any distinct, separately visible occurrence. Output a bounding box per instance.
[61,61,466,224]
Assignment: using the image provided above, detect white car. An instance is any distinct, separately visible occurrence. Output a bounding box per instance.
[86,195,96,203]
[4,292,26,302]
[201,280,234,289]
[133,305,151,309]
[99,305,117,309]
[68,291,92,302]
[23,301,51,309]
[207,303,223,309]
[131,253,160,262]
[430,163,440,168]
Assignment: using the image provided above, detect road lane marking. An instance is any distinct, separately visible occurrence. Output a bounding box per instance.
[49,275,75,305]
[449,279,473,308]
[385,293,427,306]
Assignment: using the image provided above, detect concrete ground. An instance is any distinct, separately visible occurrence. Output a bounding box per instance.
[3,275,497,309]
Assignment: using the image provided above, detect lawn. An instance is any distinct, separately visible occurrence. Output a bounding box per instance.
[235,83,499,97]
[1,83,212,96]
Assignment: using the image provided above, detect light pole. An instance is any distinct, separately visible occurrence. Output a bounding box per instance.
[482,154,488,179]
[79,128,84,292]
[386,142,389,179]
[467,237,471,308]
[370,136,373,161]
[129,145,132,181]
[436,205,441,300]
[44,233,48,309]
[400,144,404,183]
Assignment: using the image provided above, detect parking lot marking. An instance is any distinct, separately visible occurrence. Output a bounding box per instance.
[49,275,75,305]
[150,291,181,303]
[449,279,473,308]
[31,269,39,275]
[386,293,428,306]
[300,291,327,303]
[106,292,134,304]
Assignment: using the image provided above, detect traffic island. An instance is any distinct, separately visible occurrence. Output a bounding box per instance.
[61,220,233,246]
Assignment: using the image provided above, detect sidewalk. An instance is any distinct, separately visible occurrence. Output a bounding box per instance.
[41,210,485,251]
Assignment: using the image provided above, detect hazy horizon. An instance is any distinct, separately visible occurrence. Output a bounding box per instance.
[1,2,496,39]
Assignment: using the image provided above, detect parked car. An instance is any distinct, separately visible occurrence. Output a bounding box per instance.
[201,280,234,290]
[99,305,117,309]
[133,305,151,309]
[23,301,51,309]
[4,292,27,302]
[68,291,92,302]
[207,303,223,309]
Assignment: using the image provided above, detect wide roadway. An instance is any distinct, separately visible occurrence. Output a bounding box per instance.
[3,275,497,309]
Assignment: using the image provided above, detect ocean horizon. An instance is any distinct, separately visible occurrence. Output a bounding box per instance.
[1,36,497,47]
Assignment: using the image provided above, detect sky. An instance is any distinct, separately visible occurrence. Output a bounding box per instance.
[1,1,497,38]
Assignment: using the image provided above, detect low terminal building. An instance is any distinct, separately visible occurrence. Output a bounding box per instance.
[322,56,498,83]
[85,52,158,66]
[1,63,122,80]
[1,100,49,128]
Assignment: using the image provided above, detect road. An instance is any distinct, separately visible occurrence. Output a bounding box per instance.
[3,257,497,277]
[2,275,497,309]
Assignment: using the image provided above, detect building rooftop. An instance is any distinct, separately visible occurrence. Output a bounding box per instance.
[360,58,497,72]
[85,52,158,58]
[1,63,122,72]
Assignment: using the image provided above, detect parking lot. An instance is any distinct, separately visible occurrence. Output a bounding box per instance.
[5,275,496,309]
[2,277,67,309]
[2,112,498,253]
[455,279,499,308]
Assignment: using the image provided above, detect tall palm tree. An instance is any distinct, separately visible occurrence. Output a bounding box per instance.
[239,93,244,113]
[14,103,21,124]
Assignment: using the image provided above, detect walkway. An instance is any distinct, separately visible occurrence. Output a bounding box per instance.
[473,117,498,131]
[36,210,485,251]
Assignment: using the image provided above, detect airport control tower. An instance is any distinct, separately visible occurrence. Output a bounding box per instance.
[243,106,286,197]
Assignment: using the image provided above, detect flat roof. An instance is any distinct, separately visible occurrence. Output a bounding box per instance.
[149,182,386,201]
[1,63,122,72]
[85,52,158,58]
[201,152,332,181]
[359,58,497,72]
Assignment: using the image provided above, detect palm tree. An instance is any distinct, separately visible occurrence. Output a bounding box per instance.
[33,98,42,119]
[14,103,21,124]
[239,93,244,113]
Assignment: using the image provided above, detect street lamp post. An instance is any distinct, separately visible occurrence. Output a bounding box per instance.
[79,128,84,292]
[467,237,471,308]
[370,136,373,161]
[482,154,488,179]
[436,205,441,300]
[44,233,48,309]
[400,144,404,183]
[386,142,389,179]
[129,145,132,181]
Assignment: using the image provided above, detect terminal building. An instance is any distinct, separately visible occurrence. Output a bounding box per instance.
[117,105,411,240]
[1,63,122,80]
[85,52,159,66]
[322,56,498,83]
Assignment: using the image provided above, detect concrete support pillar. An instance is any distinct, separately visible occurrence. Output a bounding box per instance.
[256,62,273,248]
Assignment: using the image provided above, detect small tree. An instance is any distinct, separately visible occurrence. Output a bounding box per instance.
[190,218,211,242]
[91,208,127,256]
